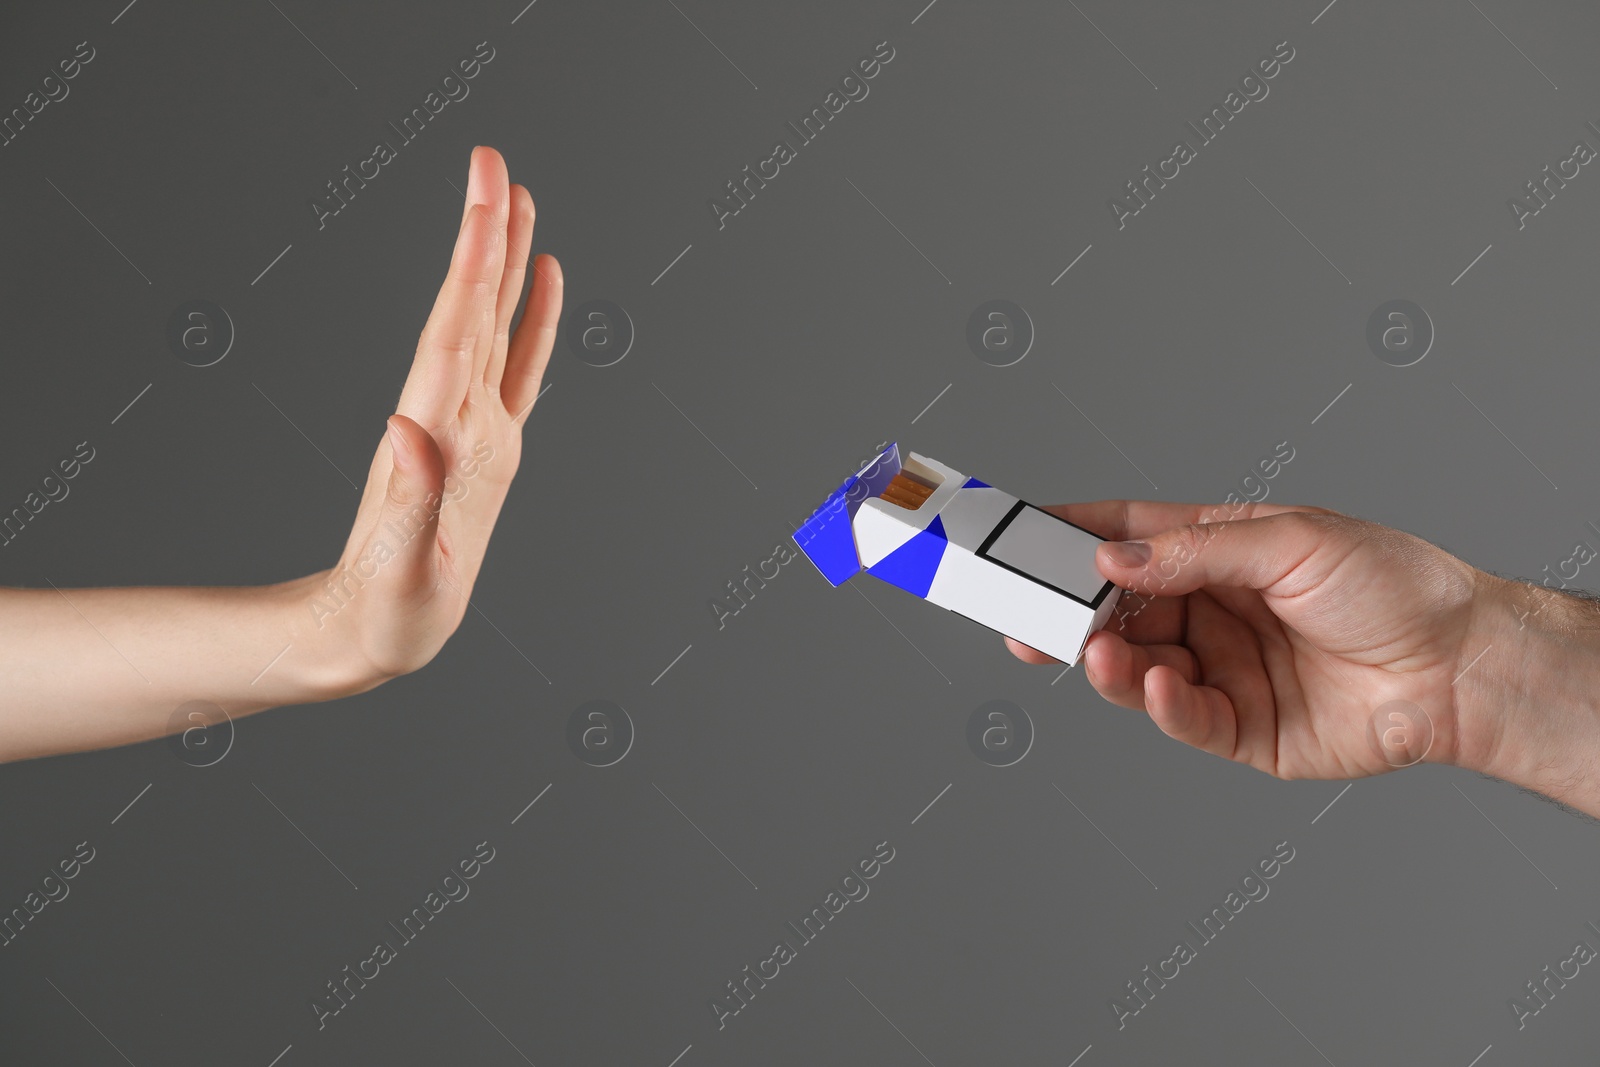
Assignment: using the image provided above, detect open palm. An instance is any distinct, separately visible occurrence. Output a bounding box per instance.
[317,146,562,683]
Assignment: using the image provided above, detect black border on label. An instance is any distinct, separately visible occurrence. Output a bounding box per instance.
[975,500,1116,610]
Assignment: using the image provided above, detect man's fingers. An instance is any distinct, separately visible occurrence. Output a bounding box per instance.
[1144,665,1239,760]
[503,253,564,422]
[1182,591,1281,770]
[1095,511,1346,600]
[398,147,510,426]
[1003,636,1058,665]
[1081,630,1199,711]
[1001,576,1185,665]
[486,184,536,392]
[1039,500,1334,543]
[1100,588,1187,646]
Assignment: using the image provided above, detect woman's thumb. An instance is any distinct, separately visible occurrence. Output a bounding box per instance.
[375,415,448,581]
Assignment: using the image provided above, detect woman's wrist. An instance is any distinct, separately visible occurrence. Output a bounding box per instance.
[1449,570,1600,815]
[266,570,395,705]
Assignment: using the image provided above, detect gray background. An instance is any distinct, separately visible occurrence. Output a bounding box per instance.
[2,0,1597,1063]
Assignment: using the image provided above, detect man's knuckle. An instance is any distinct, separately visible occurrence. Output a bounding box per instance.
[1175,523,1211,554]
[1283,510,1352,540]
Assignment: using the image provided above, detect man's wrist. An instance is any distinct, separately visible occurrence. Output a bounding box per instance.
[1449,571,1600,814]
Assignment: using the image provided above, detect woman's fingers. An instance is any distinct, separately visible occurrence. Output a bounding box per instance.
[502,253,564,422]
[460,148,512,386]
[397,147,510,427]
[486,183,536,393]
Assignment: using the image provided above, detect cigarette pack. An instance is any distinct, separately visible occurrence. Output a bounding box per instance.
[793,443,1121,665]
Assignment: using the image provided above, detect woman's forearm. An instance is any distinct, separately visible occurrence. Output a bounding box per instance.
[1,149,559,764]
[0,574,376,761]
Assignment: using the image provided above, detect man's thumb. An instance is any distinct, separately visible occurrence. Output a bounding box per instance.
[1095,511,1342,598]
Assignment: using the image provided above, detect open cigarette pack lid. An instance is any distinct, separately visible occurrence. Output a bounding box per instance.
[793,443,1121,665]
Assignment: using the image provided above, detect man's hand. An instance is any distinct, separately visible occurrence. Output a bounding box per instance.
[1005,500,1600,815]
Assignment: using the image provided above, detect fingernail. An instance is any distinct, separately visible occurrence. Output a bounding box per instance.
[386,417,412,465]
[467,148,490,205]
[1102,540,1152,568]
